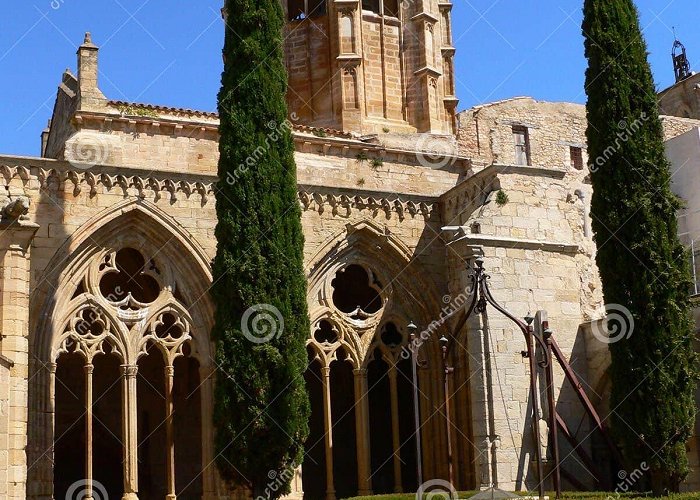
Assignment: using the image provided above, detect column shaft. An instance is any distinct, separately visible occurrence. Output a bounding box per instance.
[121,365,139,500]
[321,366,335,500]
[388,367,402,492]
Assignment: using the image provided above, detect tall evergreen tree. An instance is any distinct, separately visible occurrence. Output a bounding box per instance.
[583,0,697,493]
[211,1,310,496]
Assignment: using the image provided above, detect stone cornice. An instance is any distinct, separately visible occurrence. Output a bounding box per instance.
[447,233,580,254]
[0,158,217,204]
[298,184,438,219]
[294,135,472,171]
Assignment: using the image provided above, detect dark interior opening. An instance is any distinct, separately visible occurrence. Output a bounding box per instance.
[331,265,382,316]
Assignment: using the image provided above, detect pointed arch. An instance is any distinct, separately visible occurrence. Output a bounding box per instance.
[32,198,214,366]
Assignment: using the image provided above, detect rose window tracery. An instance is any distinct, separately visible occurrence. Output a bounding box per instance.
[52,246,194,371]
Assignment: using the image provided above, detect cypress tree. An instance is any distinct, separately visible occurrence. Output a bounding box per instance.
[211,1,310,496]
[583,0,697,493]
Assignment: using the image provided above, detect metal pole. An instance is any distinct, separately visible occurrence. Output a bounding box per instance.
[541,319,561,499]
[409,328,424,487]
[525,324,545,500]
[440,337,455,493]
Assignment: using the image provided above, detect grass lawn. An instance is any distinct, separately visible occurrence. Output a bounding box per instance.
[343,492,700,500]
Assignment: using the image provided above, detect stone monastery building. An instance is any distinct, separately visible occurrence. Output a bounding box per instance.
[2,3,700,500]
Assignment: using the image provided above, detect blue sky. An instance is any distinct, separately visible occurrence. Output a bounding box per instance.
[1,0,698,156]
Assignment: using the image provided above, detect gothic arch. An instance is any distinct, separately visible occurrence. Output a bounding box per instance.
[303,218,449,498]
[32,198,214,365]
[28,198,218,499]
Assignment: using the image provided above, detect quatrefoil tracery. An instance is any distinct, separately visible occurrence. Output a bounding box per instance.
[53,247,195,366]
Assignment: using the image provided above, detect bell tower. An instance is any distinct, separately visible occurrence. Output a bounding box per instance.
[282,0,458,135]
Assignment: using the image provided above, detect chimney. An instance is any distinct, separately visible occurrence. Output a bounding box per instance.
[77,32,106,110]
[41,119,51,157]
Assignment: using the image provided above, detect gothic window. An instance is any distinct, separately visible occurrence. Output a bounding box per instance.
[52,246,201,500]
[288,0,326,20]
[313,319,340,345]
[331,264,383,318]
[99,247,160,305]
[380,322,403,348]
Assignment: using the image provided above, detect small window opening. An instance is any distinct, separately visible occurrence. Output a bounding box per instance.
[362,0,380,13]
[288,0,326,20]
[513,126,531,166]
[570,146,583,170]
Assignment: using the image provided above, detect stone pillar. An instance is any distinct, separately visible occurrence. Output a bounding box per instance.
[165,365,176,500]
[321,366,335,500]
[0,220,38,500]
[199,365,218,500]
[121,365,139,500]
[353,368,372,495]
[85,363,94,500]
[0,354,13,499]
[388,367,402,492]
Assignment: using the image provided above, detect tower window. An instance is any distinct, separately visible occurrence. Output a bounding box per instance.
[513,126,531,166]
[288,0,326,20]
[570,146,583,170]
[362,0,380,13]
[362,0,398,16]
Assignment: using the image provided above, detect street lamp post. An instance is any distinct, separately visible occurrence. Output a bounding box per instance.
[408,321,424,488]
[440,335,455,492]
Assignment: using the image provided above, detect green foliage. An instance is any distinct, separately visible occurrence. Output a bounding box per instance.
[116,104,159,118]
[495,189,509,206]
[370,157,384,169]
[583,0,697,492]
[212,0,310,497]
[356,151,369,162]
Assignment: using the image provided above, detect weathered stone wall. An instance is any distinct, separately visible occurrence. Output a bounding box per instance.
[658,73,700,120]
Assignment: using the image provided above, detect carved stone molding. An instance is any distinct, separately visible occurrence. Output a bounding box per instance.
[298,188,436,219]
[38,168,215,203]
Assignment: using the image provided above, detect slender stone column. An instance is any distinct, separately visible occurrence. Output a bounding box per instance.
[199,365,217,499]
[120,365,138,500]
[388,366,402,492]
[165,365,176,500]
[321,366,335,500]
[85,363,94,500]
[353,368,371,495]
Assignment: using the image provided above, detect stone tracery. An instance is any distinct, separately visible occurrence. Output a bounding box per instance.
[51,246,200,500]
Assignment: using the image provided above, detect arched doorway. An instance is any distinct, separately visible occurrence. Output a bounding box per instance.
[51,246,205,499]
